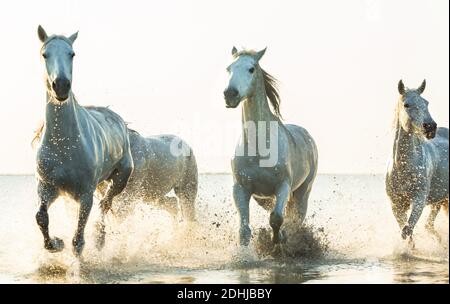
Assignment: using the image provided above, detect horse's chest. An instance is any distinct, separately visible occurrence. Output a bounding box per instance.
[36,147,93,188]
[233,158,286,196]
[388,168,429,197]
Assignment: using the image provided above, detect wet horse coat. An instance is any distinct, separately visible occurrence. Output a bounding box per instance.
[386,80,449,244]
[34,26,133,256]
[224,47,318,246]
[98,129,198,222]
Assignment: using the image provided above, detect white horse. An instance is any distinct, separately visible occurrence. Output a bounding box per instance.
[223,47,318,247]
[34,26,133,256]
[97,129,198,222]
[386,79,449,246]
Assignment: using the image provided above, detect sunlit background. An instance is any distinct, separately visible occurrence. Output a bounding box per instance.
[0,0,448,174]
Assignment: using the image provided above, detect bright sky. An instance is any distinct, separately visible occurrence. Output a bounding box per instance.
[0,0,448,174]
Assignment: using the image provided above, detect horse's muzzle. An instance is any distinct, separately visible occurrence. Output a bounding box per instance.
[224,87,240,108]
[423,122,437,139]
[52,77,71,101]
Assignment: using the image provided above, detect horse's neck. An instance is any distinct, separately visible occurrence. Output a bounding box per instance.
[43,93,81,142]
[393,117,423,166]
[241,78,278,144]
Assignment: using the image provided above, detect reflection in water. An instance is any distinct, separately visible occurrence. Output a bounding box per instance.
[0,174,448,283]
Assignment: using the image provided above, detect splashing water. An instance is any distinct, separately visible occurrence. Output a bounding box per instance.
[0,174,447,283]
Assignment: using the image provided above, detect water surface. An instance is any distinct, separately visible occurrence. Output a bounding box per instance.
[0,174,447,283]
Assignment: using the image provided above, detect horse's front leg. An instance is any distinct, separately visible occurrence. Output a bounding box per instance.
[233,183,252,246]
[402,193,427,241]
[36,182,64,252]
[72,192,94,257]
[270,182,291,244]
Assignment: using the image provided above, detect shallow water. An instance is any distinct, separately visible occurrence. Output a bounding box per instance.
[0,174,447,284]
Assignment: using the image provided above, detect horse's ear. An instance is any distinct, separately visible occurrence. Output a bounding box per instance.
[38,25,48,43]
[68,31,78,44]
[232,46,238,56]
[417,79,426,95]
[398,79,405,95]
[255,47,267,62]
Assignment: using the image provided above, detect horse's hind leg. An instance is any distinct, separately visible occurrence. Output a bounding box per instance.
[174,157,198,223]
[425,202,444,243]
[96,159,133,250]
[286,180,313,226]
[36,182,64,252]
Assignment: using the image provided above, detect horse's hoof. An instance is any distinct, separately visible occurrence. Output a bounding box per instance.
[45,237,65,253]
[401,225,412,240]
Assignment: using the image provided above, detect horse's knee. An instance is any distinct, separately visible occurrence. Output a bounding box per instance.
[35,207,48,228]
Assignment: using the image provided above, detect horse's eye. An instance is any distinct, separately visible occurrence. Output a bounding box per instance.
[404,103,410,108]
[70,52,75,58]
[249,67,255,74]
[42,53,48,59]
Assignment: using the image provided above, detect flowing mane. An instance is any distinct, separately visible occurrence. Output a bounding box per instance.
[261,68,282,118]
[392,98,401,130]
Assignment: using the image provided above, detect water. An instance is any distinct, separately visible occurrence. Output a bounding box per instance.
[0,174,447,284]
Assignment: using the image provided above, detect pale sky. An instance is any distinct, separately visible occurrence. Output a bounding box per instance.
[0,0,448,174]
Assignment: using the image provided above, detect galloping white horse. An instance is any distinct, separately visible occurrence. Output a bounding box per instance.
[223,47,318,247]
[97,129,198,222]
[34,26,133,256]
[386,80,449,246]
